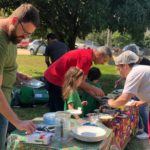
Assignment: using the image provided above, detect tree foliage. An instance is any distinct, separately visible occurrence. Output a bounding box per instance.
[85,31,107,46]
[144,31,150,48]
[106,0,150,43]
[1,0,150,48]
[111,31,132,48]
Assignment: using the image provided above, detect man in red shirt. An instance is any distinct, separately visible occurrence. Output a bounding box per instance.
[44,46,112,111]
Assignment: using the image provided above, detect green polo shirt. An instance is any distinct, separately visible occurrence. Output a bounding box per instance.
[0,30,17,102]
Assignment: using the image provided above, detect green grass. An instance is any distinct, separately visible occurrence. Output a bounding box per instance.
[125,138,144,150]
[13,55,143,150]
[16,55,47,78]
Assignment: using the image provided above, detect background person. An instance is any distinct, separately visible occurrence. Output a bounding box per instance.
[44,46,112,112]
[0,4,40,149]
[63,67,87,119]
[108,51,150,139]
[45,33,69,67]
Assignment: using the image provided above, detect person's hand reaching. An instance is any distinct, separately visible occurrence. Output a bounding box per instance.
[15,120,36,134]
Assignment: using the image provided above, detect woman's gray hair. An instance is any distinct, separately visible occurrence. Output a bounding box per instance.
[96,46,112,57]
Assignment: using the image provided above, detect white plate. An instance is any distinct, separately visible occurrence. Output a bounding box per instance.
[71,126,106,142]
[67,109,82,115]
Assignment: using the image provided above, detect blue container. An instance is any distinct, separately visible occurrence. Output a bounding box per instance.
[43,112,56,125]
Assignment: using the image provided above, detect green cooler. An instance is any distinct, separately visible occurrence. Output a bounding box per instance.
[33,88,49,104]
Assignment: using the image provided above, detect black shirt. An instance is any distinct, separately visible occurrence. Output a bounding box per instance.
[45,41,69,63]
[139,57,150,66]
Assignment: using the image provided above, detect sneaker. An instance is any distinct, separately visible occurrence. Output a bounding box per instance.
[136,128,144,135]
[136,132,149,140]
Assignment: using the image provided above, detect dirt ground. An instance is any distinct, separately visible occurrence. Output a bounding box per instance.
[17,48,30,55]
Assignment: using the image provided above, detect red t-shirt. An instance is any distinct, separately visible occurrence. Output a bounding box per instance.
[44,49,93,86]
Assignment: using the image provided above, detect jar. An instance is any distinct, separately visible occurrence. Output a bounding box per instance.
[55,111,71,141]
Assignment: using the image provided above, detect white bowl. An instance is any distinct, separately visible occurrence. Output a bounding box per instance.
[71,126,106,142]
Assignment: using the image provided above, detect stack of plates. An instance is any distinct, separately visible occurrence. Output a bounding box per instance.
[71,126,106,142]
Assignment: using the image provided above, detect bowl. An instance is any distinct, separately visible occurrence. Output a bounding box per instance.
[71,126,106,142]
[43,112,56,125]
[99,113,114,123]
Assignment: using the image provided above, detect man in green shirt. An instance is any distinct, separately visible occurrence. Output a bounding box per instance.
[0,4,40,149]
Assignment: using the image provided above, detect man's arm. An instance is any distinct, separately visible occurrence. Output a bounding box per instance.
[0,75,35,133]
[45,56,51,67]
[108,93,134,108]
[80,80,105,97]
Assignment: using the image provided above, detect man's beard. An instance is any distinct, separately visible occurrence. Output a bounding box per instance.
[8,28,23,44]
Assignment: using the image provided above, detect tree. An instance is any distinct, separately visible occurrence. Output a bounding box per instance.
[35,0,111,49]
[144,30,150,48]
[85,30,107,46]
[0,0,110,49]
[1,0,150,48]
[106,0,150,43]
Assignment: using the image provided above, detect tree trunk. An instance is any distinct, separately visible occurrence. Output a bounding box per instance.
[68,35,76,50]
[106,28,112,47]
[0,9,4,16]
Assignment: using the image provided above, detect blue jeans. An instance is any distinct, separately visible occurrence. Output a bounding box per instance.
[139,104,149,133]
[0,114,8,150]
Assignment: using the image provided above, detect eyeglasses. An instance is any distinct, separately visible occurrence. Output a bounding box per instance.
[19,21,32,36]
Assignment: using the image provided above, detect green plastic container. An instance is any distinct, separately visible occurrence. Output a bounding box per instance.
[33,89,49,104]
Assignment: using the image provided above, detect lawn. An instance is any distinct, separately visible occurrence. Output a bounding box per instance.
[13,55,144,150]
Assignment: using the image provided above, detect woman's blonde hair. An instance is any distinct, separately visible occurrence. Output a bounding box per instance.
[62,67,84,100]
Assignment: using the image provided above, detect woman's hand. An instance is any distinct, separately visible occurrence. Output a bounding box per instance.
[17,72,32,81]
